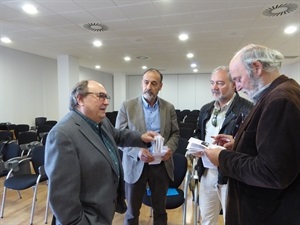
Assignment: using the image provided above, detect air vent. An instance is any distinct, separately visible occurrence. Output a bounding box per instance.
[82,23,109,32]
[262,3,298,17]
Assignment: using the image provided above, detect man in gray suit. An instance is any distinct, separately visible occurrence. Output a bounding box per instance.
[45,80,157,225]
[115,68,180,225]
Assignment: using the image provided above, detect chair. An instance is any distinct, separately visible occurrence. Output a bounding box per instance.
[0,140,21,177]
[36,125,53,141]
[179,122,196,131]
[14,124,30,140]
[0,145,48,225]
[187,110,200,117]
[184,116,198,125]
[179,127,194,140]
[18,131,39,156]
[35,117,47,127]
[175,138,189,155]
[142,153,189,225]
[0,131,13,142]
[44,120,57,127]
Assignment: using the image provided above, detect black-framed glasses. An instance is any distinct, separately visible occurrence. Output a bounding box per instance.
[211,108,221,127]
[86,92,111,102]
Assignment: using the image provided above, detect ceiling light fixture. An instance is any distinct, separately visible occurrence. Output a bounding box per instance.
[142,66,147,70]
[179,33,189,41]
[95,65,101,69]
[124,56,131,61]
[284,25,297,34]
[262,3,298,17]
[93,40,102,47]
[187,53,194,58]
[191,63,197,68]
[1,37,12,43]
[83,23,109,32]
[193,68,198,73]
[22,4,38,14]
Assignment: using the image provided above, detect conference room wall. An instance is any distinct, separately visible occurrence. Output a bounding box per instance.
[1,46,299,126]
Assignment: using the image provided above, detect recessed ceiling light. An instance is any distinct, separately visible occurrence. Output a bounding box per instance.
[95,65,101,69]
[124,56,131,61]
[179,33,189,41]
[1,37,12,43]
[142,66,147,69]
[187,53,194,58]
[191,63,197,68]
[93,40,102,47]
[284,25,297,34]
[193,68,198,73]
[22,4,38,14]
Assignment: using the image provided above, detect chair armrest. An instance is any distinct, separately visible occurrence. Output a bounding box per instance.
[38,165,46,176]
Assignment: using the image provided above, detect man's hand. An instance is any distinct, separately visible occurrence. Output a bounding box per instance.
[212,134,234,150]
[138,148,155,163]
[161,148,172,161]
[204,147,224,166]
[141,131,159,143]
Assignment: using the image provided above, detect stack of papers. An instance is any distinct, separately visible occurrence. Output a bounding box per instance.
[149,135,167,165]
[186,137,225,169]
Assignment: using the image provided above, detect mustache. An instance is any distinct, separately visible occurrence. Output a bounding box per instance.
[143,89,153,95]
[212,90,220,94]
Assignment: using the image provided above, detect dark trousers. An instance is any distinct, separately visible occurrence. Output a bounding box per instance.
[124,162,169,225]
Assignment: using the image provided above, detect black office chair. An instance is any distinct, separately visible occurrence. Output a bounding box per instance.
[142,153,189,225]
[0,140,21,177]
[35,117,47,127]
[175,137,189,155]
[18,131,39,156]
[179,127,194,140]
[14,124,30,140]
[44,120,57,127]
[0,131,13,142]
[36,125,53,141]
[179,122,196,131]
[0,145,48,225]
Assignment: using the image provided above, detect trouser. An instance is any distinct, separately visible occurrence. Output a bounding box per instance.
[124,162,169,225]
[199,168,228,225]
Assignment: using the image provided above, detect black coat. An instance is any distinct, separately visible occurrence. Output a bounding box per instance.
[194,93,253,184]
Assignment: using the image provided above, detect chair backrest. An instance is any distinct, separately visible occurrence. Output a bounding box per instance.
[44,120,57,126]
[179,122,196,131]
[175,138,189,155]
[179,127,194,140]
[18,131,38,145]
[31,145,45,175]
[14,124,30,139]
[0,131,13,142]
[169,153,187,188]
[1,141,21,161]
[37,125,53,140]
[35,117,47,127]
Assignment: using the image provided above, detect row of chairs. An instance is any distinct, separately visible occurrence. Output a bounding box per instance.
[0,140,49,225]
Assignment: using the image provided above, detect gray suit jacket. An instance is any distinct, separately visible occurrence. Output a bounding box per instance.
[45,111,146,225]
[115,96,180,183]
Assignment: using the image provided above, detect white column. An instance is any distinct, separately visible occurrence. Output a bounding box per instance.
[113,73,126,111]
[57,55,79,119]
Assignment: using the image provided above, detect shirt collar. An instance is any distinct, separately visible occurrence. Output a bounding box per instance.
[142,96,159,108]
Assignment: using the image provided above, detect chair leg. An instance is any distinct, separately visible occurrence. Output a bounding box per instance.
[193,182,199,225]
[30,183,39,225]
[44,187,50,224]
[0,187,7,218]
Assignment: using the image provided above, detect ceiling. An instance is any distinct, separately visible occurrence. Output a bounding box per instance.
[1,0,299,75]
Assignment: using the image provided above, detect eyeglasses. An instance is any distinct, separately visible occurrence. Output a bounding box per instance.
[86,92,111,102]
[211,108,221,127]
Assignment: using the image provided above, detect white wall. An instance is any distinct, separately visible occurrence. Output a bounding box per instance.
[1,46,299,126]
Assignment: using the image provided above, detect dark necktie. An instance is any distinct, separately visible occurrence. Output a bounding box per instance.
[98,124,120,177]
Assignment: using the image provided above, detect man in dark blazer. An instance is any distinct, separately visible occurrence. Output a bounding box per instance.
[115,68,180,225]
[206,44,300,225]
[45,80,157,225]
